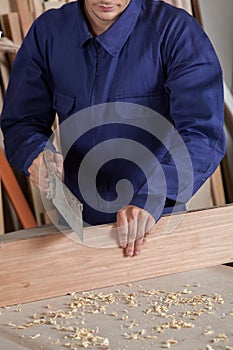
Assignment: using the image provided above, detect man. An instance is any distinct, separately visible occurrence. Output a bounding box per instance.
[0,0,225,256]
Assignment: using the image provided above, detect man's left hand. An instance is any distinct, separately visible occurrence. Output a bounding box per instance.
[116,205,155,257]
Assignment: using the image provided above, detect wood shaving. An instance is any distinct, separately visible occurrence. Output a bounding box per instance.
[8,321,17,327]
[163,338,179,348]
[146,335,158,339]
[121,315,129,320]
[124,329,146,340]
[5,282,231,349]
[29,334,41,339]
[203,345,214,350]
[182,288,192,294]
[203,330,215,336]
[211,333,229,343]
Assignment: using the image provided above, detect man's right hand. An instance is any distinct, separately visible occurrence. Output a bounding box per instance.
[28,151,63,192]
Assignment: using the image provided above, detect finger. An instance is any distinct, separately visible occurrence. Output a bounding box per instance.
[145,215,155,235]
[136,210,147,241]
[28,153,48,190]
[133,210,147,256]
[125,207,139,257]
[29,171,48,191]
[54,153,64,176]
[116,209,128,248]
[134,238,144,256]
[127,207,138,245]
[32,180,48,192]
[126,241,135,257]
[142,231,150,245]
[38,154,49,190]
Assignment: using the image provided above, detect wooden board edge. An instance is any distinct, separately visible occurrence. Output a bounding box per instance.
[1,204,233,244]
[0,205,233,306]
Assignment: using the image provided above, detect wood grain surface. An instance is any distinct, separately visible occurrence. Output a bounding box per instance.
[1,12,23,45]
[0,205,233,307]
[15,0,34,37]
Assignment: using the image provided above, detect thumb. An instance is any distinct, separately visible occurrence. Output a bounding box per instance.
[54,153,64,178]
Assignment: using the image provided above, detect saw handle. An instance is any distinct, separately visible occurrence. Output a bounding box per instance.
[44,149,56,174]
[43,149,57,200]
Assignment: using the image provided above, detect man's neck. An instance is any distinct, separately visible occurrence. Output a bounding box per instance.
[83,0,131,36]
[85,13,115,36]
[84,5,118,36]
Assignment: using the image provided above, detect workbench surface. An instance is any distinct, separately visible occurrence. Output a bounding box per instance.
[0,265,233,350]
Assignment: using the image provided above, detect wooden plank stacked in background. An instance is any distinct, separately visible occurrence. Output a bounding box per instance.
[0,0,14,14]
[0,39,18,231]
[164,0,193,14]
[0,187,4,234]
[0,147,37,229]
[43,0,67,10]
[1,12,23,45]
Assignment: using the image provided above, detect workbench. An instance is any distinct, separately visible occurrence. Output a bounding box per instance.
[1,205,233,349]
[0,265,233,350]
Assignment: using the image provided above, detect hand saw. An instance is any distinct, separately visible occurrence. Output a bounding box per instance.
[44,150,83,241]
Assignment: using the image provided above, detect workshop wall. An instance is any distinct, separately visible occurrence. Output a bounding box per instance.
[198,0,233,203]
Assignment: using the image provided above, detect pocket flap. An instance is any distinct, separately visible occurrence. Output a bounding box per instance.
[53,90,75,116]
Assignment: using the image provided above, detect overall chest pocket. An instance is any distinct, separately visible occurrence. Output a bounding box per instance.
[113,92,169,118]
[53,90,76,119]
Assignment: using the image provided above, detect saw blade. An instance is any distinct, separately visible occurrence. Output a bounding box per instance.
[44,150,83,241]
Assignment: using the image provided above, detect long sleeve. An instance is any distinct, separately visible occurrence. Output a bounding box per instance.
[163,13,225,196]
[129,10,225,220]
[0,21,56,175]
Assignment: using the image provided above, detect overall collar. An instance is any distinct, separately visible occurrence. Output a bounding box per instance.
[76,0,142,56]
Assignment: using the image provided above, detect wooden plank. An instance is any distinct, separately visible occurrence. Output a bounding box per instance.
[0,38,18,91]
[0,148,37,230]
[1,13,23,45]
[0,0,12,14]
[43,1,67,10]
[210,165,226,206]
[0,75,4,108]
[0,120,5,234]
[15,0,34,37]
[0,179,4,235]
[0,205,233,307]
[0,37,19,54]
[28,182,58,225]
[0,13,22,65]
[223,82,233,203]
[224,81,233,137]
[222,154,233,203]
[191,0,203,25]
[27,0,34,13]
[32,0,44,18]
[0,52,10,94]
[164,0,193,15]
[187,178,212,210]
